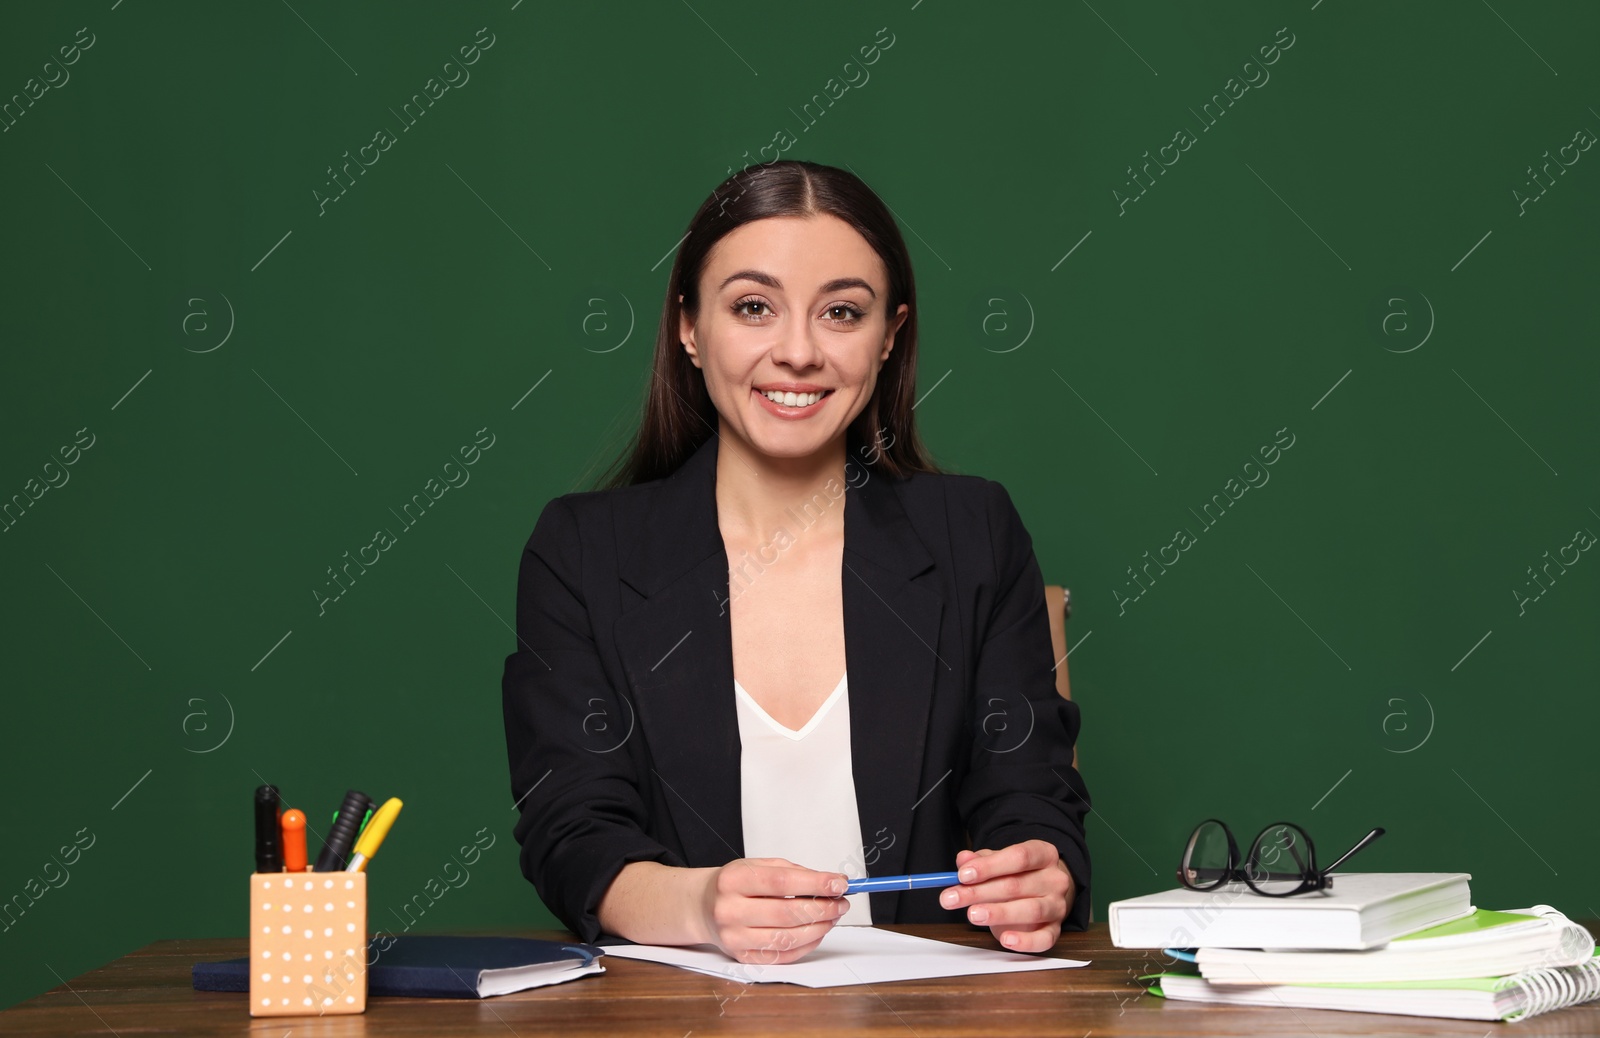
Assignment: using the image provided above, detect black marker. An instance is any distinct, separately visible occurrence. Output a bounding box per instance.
[254,785,282,873]
[314,789,373,872]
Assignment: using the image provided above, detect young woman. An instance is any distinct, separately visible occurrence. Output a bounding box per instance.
[502,160,1089,965]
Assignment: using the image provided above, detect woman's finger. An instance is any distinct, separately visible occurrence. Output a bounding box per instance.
[942,843,1068,911]
[963,895,1061,928]
[955,840,1056,886]
[941,864,1069,911]
[993,921,1060,953]
[714,892,848,930]
[720,860,848,898]
[942,871,1030,908]
[725,918,839,964]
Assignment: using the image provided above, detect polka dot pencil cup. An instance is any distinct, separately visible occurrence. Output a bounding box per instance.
[248,870,367,1016]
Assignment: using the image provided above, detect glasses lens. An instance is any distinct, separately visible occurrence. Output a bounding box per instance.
[1246,823,1315,895]
[1181,820,1233,889]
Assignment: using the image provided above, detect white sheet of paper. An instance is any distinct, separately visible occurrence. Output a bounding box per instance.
[602,925,1090,988]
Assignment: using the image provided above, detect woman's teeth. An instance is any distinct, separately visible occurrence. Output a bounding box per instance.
[760,389,827,407]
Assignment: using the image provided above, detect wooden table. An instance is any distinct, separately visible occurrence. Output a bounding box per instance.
[5,923,1597,1036]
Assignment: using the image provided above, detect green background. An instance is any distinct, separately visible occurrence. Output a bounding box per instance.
[1,0,1596,1014]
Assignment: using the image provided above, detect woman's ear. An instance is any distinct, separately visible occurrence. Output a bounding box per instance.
[678,295,701,368]
[881,302,908,362]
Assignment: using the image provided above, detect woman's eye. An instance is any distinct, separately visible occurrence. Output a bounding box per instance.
[732,299,863,321]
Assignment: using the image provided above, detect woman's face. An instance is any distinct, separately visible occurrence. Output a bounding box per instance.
[680,213,908,463]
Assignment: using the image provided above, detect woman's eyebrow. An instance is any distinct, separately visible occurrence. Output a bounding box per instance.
[718,269,877,299]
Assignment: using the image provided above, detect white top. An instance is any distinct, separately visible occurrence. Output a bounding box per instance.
[734,671,872,925]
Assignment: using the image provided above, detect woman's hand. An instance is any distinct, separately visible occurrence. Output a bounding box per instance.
[940,840,1075,952]
[695,857,850,964]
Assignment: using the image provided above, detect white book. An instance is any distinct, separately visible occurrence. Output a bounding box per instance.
[1108,872,1472,950]
[1195,905,1595,984]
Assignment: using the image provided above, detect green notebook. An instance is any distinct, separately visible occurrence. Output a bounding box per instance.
[1188,905,1596,985]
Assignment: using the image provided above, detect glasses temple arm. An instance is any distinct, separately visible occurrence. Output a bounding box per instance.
[1322,827,1385,873]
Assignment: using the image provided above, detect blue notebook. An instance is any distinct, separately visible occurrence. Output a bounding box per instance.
[193,935,605,999]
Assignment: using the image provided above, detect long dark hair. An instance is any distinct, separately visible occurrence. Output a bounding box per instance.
[593,160,943,489]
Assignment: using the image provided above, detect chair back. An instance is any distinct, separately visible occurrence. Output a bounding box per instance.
[1045,584,1087,920]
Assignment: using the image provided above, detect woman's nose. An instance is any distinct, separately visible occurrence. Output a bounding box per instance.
[769,314,823,369]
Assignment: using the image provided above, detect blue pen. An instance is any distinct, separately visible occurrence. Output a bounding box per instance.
[844,871,961,894]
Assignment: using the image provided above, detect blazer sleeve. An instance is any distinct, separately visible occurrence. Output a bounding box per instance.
[501,495,685,943]
[954,479,1092,932]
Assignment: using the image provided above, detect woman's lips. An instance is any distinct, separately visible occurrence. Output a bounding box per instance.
[752,387,831,419]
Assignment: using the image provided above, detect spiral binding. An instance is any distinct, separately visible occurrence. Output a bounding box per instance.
[1501,955,1600,1022]
[1523,904,1598,963]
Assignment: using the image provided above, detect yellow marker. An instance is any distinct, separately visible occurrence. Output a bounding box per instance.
[344,797,402,872]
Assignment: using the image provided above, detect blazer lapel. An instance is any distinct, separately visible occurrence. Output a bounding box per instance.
[613,434,947,902]
[840,456,944,920]
[614,435,744,866]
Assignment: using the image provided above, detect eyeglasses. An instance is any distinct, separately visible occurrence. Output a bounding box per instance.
[1176,820,1385,897]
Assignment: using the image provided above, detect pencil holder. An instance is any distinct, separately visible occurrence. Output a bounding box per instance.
[248,871,368,1016]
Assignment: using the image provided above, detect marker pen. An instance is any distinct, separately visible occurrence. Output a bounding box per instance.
[844,871,961,894]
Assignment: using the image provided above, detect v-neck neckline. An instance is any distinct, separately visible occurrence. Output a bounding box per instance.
[733,672,848,741]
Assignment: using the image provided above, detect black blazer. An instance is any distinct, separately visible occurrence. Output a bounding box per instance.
[501,434,1091,943]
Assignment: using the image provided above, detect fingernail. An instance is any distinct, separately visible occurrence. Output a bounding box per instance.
[940,889,958,907]
[1002,932,1018,948]
[959,866,976,882]
[829,878,846,895]
[969,906,987,924]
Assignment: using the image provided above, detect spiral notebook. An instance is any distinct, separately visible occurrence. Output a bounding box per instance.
[1149,951,1600,1023]
[1190,905,1596,984]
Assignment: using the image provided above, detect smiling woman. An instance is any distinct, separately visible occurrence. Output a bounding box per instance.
[502,160,1090,966]
[607,161,933,487]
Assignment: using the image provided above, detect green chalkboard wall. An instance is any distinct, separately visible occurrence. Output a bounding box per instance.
[2,0,1596,1013]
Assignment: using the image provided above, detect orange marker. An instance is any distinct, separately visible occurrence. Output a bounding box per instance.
[280,809,308,872]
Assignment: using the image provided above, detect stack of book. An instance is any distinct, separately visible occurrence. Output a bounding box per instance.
[1109,873,1600,1023]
